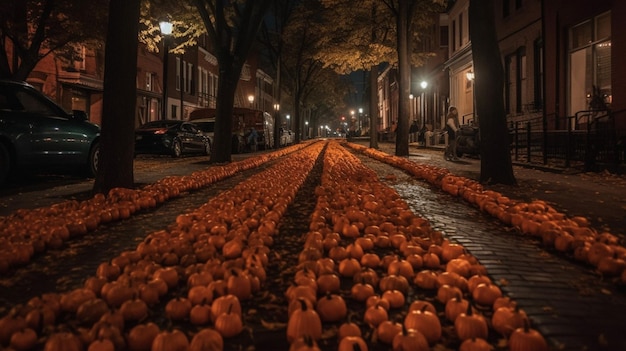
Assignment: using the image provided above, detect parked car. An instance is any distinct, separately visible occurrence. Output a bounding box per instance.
[0,80,100,185]
[134,120,211,157]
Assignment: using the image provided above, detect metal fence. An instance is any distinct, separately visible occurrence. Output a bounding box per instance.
[509,109,625,173]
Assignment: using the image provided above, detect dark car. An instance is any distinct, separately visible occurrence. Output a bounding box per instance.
[134,120,211,157]
[0,80,100,185]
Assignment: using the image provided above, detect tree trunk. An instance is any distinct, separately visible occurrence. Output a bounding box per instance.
[395,0,410,156]
[211,60,237,163]
[469,0,516,185]
[369,64,379,149]
[92,0,140,194]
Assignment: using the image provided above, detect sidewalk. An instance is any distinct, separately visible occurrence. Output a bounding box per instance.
[371,140,626,238]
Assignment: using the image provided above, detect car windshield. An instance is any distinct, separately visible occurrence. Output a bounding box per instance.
[138,121,181,130]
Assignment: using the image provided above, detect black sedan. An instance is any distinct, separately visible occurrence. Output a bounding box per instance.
[0,80,100,185]
[134,120,211,157]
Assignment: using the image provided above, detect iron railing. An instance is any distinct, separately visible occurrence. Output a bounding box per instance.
[509,109,624,173]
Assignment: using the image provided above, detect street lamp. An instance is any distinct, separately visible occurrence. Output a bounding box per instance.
[159,19,173,120]
[248,94,254,108]
[286,114,291,130]
[305,121,309,139]
[466,70,476,122]
[420,81,428,128]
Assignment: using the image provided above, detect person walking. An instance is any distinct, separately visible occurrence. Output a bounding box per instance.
[444,106,460,161]
[247,128,259,152]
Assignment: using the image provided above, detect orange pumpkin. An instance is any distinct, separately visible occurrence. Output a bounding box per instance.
[315,293,347,322]
[509,319,549,351]
[404,306,441,344]
[287,299,322,343]
[492,306,527,337]
[214,304,243,338]
[338,336,368,351]
[392,326,429,351]
[151,329,189,351]
[376,320,403,344]
[454,304,488,341]
[126,322,160,351]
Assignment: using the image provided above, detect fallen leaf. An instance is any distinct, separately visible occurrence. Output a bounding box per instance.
[260,319,286,330]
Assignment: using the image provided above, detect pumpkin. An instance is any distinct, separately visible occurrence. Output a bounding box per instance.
[316,273,341,294]
[413,270,439,290]
[454,303,488,341]
[210,294,242,323]
[165,297,192,321]
[189,302,212,325]
[87,338,115,351]
[379,274,409,294]
[126,322,160,351]
[43,332,83,351]
[492,306,527,337]
[471,283,502,306]
[151,329,189,351]
[404,306,441,344]
[445,295,469,322]
[289,335,321,351]
[214,304,243,338]
[381,289,405,309]
[376,320,402,344]
[188,329,223,351]
[315,293,347,322]
[459,337,493,351]
[350,282,375,302]
[9,327,38,351]
[338,336,368,351]
[338,321,362,340]
[392,326,429,351]
[287,299,322,343]
[436,284,463,304]
[226,269,252,300]
[111,293,143,320]
[508,319,549,351]
[364,304,388,327]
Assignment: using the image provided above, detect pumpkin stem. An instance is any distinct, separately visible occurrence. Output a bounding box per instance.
[298,298,308,311]
[353,343,362,351]
[522,317,531,333]
[465,302,473,316]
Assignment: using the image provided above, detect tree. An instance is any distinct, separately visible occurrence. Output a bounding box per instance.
[469,0,516,185]
[0,0,108,80]
[192,0,273,163]
[316,0,444,154]
[93,0,142,194]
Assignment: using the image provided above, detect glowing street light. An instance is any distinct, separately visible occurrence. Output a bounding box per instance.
[248,94,254,108]
[159,19,173,119]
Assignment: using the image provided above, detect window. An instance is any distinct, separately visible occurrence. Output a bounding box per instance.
[533,38,544,109]
[451,20,456,51]
[569,11,611,117]
[458,13,463,48]
[186,62,193,94]
[440,25,449,47]
[516,47,526,113]
[146,72,153,91]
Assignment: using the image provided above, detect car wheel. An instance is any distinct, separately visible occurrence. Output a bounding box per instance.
[203,140,212,156]
[0,143,11,185]
[171,139,182,158]
[87,141,100,177]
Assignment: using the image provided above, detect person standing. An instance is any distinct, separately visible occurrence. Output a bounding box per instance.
[444,106,460,160]
[247,128,259,152]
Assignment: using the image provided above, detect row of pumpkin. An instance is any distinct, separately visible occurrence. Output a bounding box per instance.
[0,141,324,350]
[283,142,548,351]
[0,141,311,274]
[347,143,626,285]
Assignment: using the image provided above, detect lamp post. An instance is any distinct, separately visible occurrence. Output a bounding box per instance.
[159,20,173,120]
[358,108,363,134]
[305,121,309,139]
[420,81,428,128]
[466,70,476,123]
[248,94,255,109]
[286,114,291,130]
